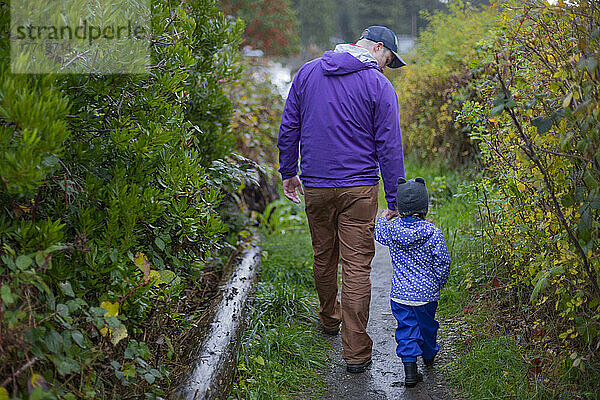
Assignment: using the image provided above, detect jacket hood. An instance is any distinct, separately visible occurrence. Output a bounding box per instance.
[321,49,379,76]
[392,218,434,250]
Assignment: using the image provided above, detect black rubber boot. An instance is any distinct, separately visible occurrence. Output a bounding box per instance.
[403,362,423,387]
[346,358,372,373]
[321,325,340,336]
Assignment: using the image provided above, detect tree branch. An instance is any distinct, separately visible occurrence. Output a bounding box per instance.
[496,70,600,299]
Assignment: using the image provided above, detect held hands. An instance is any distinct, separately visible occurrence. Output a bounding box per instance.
[381,208,399,220]
[283,176,304,204]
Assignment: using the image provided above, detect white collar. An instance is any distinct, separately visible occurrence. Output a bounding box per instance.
[334,43,378,66]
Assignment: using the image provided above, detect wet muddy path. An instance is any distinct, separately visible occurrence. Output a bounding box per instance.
[319,241,455,400]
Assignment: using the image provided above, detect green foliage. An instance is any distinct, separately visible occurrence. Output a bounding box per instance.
[228,225,329,399]
[228,60,286,167]
[0,0,254,397]
[0,75,71,196]
[257,199,304,234]
[462,0,600,360]
[398,0,600,393]
[392,1,496,166]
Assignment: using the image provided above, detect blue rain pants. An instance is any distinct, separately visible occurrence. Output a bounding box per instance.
[390,300,439,363]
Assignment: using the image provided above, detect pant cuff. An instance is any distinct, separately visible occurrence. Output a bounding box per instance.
[400,356,417,363]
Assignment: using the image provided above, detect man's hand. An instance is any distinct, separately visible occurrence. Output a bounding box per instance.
[283,176,304,204]
[381,208,399,220]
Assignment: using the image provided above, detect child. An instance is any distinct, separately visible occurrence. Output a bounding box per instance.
[374,177,451,387]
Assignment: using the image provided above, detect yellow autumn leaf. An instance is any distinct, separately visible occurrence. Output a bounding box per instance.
[153,269,177,286]
[110,324,128,346]
[562,92,573,108]
[30,373,46,388]
[27,373,48,394]
[100,301,119,337]
[149,270,161,283]
[100,301,119,317]
[134,252,151,284]
[0,387,8,400]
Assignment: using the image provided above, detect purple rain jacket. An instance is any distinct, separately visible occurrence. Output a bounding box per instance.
[277,46,405,210]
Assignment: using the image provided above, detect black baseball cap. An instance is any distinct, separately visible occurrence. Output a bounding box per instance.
[359,26,406,68]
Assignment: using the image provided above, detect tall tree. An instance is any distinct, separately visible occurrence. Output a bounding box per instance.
[220,0,300,56]
[338,0,358,43]
[393,0,446,36]
[356,0,403,34]
[334,0,451,42]
[291,0,337,48]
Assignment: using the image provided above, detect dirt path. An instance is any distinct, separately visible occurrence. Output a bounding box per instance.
[319,240,454,400]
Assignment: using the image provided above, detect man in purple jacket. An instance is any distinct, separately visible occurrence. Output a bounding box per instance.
[277,26,406,373]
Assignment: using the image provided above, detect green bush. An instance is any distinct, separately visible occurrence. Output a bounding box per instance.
[397,0,600,394]
[0,0,253,397]
[228,60,286,167]
[462,0,600,364]
[391,0,496,166]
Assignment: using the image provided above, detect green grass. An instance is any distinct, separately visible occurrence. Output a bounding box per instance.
[227,223,330,400]
[448,335,529,399]
[233,157,572,399]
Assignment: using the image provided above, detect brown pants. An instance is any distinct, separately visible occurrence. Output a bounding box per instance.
[304,184,379,364]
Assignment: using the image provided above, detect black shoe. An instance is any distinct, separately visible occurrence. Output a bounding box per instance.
[403,362,423,387]
[322,326,340,336]
[424,357,435,367]
[346,358,372,373]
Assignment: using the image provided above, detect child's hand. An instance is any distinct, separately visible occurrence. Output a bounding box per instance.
[382,209,399,220]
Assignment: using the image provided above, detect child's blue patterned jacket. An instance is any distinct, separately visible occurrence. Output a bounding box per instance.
[374,215,451,302]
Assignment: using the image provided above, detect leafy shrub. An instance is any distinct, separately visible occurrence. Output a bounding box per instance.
[0,0,253,397]
[391,1,496,166]
[228,59,286,167]
[397,0,600,393]
[257,199,304,234]
[462,0,600,365]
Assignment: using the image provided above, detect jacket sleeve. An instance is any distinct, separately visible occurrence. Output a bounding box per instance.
[277,74,302,180]
[374,216,392,246]
[432,230,451,289]
[373,81,405,210]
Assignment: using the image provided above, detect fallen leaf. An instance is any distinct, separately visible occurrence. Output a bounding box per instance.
[100,301,119,317]
[110,324,128,346]
[27,373,48,394]
[134,252,151,284]
[99,301,121,340]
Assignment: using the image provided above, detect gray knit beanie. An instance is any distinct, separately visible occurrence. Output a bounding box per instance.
[396,177,429,216]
